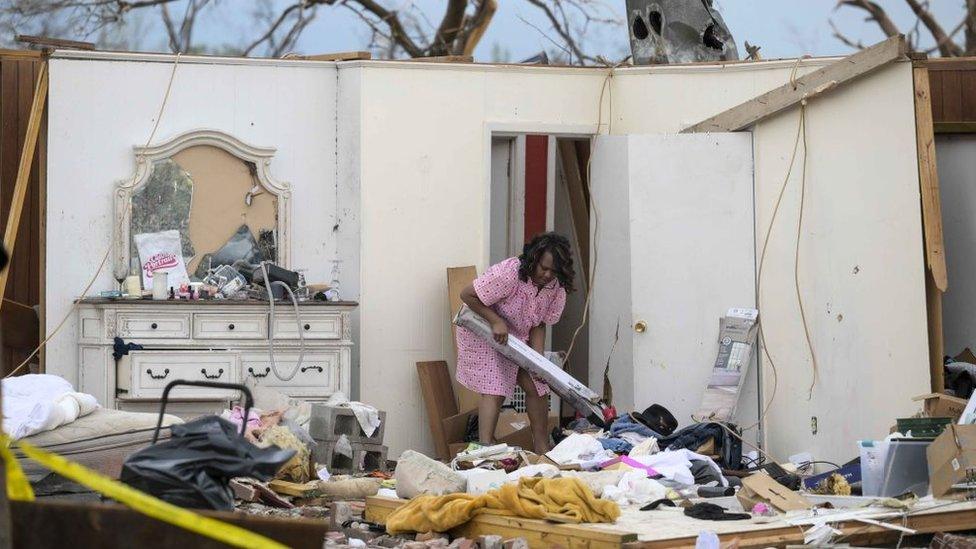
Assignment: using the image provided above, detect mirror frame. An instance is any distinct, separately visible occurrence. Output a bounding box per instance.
[114,129,292,277]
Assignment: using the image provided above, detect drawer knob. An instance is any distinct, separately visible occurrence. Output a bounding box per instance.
[151,323,158,330]
[248,367,271,379]
[228,323,235,330]
[301,365,324,373]
[201,368,224,379]
[146,368,169,380]
[304,323,311,331]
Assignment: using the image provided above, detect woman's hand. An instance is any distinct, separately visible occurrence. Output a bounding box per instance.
[491,320,509,345]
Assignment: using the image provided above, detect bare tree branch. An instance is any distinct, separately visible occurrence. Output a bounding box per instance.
[829,18,866,50]
[904,0,964,56]
[836,0,901,38]
[431,0,467,56]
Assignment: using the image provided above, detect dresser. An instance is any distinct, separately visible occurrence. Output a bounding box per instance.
[77,299,356,418]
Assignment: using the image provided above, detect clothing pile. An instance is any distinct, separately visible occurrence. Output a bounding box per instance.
[2,374,100,440]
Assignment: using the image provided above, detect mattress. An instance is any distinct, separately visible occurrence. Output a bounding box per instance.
[15,407,183,481]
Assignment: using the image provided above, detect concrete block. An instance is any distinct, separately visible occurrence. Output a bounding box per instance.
[310,404,387,445]
[313,441,388,475]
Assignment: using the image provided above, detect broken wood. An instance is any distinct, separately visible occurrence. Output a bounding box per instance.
[267,479,319,498]
[417,360,462,460]
[15,35,95,51]
[0,62,46,311]
[408,55,474,63]
[447,266,480,412]
[365,496,635,548]
[557,139,590,281]
[11,499,325,549]
[301,51,371,62]
[682,35,908,133]
[913,66,948,292]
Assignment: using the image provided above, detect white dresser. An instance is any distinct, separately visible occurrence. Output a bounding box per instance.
[77,299,356,418]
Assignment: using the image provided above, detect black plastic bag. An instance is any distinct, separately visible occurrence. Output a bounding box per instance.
[120,416,295,510]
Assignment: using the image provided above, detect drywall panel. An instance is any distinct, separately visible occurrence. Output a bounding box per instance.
[626,133,756,430]
[337,64,362,399]
[589,136,635,415]
[937,134,976,357]
[46,58,348,385]
[357,65,610,456]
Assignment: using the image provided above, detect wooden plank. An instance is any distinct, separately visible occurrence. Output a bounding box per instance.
[0,50,41,60]
[927,272,945,392]
[926,58,976,71]
[929,70,945,121]
[11,499,327,549]
[557,139,590,281]
[13,61,30,316]
[36,63,46,372]
[934,121,976,133]
[406,55,474,63]
[416,360,461,460]
[0,62,45,309]
[941,69,963,121]
[301,50,371,61]
[913,66,947,292]
[447,266,480,413]
[15,34,95,50]
[961,71,976,122]
[682,35,907,133]
[365,496,635,548]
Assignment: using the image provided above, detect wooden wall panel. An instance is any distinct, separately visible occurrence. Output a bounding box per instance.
[926,58,976,127]
[0,53,44,376]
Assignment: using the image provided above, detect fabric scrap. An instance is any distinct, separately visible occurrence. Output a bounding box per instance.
[2,374,100,440]
[385,477,620,535]
[684,502,751,521]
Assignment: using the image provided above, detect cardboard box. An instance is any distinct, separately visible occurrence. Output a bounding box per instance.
[913,393,969,422]
[927,424,976,497]
[737,472,812,512]
[445,411,560,458]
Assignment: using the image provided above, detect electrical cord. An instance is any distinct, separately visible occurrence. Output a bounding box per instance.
[4,52,183,379]
[260,261,306,382]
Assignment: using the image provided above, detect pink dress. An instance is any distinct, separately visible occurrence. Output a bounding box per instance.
[456,257,567,397]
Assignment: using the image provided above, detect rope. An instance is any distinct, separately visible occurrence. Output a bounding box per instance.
[4,53,183,379]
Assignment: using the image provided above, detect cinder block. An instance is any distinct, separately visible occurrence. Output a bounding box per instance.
[309,404,386,445]
[313,440,388,475]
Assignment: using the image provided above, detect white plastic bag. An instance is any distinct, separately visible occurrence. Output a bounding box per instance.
[135,230,190,289]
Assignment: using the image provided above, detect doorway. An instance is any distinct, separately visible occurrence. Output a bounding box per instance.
[489,134,591,420]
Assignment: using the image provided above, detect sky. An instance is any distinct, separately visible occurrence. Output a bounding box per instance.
[22,1,974,61]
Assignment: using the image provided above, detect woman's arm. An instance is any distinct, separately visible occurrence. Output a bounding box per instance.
[528,324,546,355]
[460,283,509,344]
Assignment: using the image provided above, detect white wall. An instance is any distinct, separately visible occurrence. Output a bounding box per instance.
[46,55,354,385]
[612,60,928,463]
[355,63,609,456]
[354,59,929,462]
[937,134,976,357]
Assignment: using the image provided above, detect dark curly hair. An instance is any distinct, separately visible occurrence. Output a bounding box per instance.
[518,232,576,293]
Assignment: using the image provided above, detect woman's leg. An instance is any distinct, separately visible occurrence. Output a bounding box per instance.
[516,369,551,454]
[478,394,506,444]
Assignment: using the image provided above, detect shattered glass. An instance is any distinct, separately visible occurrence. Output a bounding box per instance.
[130,158,195,261]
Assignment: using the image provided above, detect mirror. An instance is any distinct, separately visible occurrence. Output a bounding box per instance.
[115,130,292,283]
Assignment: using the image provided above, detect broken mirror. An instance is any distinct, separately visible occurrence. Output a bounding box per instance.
[129,158,195,264]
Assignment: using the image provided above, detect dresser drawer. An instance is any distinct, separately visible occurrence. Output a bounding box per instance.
[118,313,190,339]
[124,351,240,400]
[193,313,267,340]
[241,351,340,397]
[272,313,342,340]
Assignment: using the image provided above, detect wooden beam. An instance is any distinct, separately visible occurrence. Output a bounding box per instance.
[365,497,635,548]
[925,58,976,71]
[0,62,46,311]
[407,55,474,63]
[11,499,327,549]
[0,50,42,60]
[300,51,371,61]
[15,35,95,51]
[557,139,590,281]
[682,35,908,133]
[934,121,976,133]
[913,66,948,292]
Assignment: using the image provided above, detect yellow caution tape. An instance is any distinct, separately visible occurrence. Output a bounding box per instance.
[1,437,33,501]
[1,432,286,548]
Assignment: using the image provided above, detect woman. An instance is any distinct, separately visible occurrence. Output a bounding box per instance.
[456,232,575,454]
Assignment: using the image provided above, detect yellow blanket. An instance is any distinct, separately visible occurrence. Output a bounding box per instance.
[385,476,620,535]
